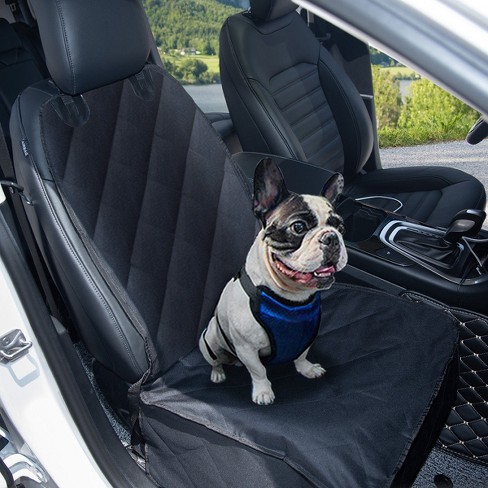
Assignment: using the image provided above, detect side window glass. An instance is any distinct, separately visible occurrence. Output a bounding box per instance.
[371,48,478,149]
[371,48,485,203]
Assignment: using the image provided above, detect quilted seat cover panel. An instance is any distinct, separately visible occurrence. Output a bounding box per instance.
[140,284,458,488]
[38,66,258,373]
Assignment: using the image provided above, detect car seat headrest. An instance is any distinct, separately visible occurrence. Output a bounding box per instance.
[31,0,151,95]
[249,0,297,22]
[0,19,22,53]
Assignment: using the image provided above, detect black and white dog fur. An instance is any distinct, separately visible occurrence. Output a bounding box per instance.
[199,158,347,404]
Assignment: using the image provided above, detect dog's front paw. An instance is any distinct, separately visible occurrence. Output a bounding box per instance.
[253,389,275,405]
[210,365,226,383]
[296,361,326,379]
[252,381,275,405]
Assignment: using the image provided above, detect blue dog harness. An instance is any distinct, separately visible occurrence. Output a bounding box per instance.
[236,268,321,365]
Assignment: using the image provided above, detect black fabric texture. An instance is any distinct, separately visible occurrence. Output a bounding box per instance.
[38,65,257,376]
[269,61,345,173]
[7,0,464,484]
[141,407,314,488]
[140,283,459,488]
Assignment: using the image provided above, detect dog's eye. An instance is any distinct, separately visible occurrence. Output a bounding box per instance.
[327,215,345,235]
[290,221,307,234]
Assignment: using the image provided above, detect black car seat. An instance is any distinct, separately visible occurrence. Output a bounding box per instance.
[8,0,459,486]
[0,18,45,150]
[219,0,486,228]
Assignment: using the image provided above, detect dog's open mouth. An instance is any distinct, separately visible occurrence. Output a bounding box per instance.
[272,255,336,285]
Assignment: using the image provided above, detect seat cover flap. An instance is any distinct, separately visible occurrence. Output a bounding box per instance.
[140,284,458,488]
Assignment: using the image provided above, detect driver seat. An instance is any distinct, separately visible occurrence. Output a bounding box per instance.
[219,0,486,227]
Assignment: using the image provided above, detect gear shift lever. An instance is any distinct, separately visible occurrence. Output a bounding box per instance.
[443,209,486,244]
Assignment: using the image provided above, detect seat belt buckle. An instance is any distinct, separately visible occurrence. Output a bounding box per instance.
[0,180,33,205]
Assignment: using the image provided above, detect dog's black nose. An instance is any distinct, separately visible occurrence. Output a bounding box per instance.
[319,231,339,248]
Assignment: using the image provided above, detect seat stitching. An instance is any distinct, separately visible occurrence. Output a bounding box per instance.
[306,133,342,161]
[270,65,317,97]
[196,155,232,337]
[318,57,361,171]
[54,0,75,93]
[126,84,163,289]
[279,84,323,113]
[37,102,145,375]
[289,102,331,131]
[155,106,199,349]
[286,96,327,128]
[222,22,298,158]
[93,84,124,242]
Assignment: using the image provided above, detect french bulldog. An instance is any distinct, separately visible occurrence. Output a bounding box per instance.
[199,158,347,405]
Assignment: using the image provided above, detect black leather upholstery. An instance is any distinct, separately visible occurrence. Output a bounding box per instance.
[249,0,297,22]
[0,18,21,51]
[220,9,373,181]
[404,292,488,464]
[220,1,486,227]
[344,166,486,226]
[30,0,150,95]
[9,0,257,392]
[0,18,44,146]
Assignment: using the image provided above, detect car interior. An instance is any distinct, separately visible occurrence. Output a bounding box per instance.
[0,0,487,486]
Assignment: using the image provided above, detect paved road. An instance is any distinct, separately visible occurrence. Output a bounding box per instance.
[380,140,488,190]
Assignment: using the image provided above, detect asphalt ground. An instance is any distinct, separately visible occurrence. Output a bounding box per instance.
[380,140,488,191]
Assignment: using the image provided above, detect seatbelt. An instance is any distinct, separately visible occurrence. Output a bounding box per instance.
[302,9,333,48]
[0,126,65,323]
[5,0,24,23]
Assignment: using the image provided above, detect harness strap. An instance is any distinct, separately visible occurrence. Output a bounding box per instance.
[236,267,259,301]
[236,267,321,365]
[201,327,217,361]
[215,314,237,356]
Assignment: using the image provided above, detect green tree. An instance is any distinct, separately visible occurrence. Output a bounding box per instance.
[399,78,478,135]
[372,66,402,129]
[369,48,393,66]
[378,77,479,147]
[143,0,238,54]
[180,58,208,82]
[162,58,181,79]
[203,39,216,56]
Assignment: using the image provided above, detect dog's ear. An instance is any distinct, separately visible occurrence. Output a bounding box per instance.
[253,158,290,224]
[321,173,344,205]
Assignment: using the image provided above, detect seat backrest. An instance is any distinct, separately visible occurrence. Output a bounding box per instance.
[220,0,373,183]
[10,0,257,408]
[0,18,44,147]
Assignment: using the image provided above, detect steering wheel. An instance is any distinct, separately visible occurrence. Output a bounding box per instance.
[466,116,488,145]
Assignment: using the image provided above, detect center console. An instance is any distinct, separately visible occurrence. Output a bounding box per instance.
[336,197,488,313]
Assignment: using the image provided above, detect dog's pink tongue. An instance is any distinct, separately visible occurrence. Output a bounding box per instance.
[294,270,314,283]
[314,265,336,277]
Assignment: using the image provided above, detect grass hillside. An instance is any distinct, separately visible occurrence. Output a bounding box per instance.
[143,0,240,54]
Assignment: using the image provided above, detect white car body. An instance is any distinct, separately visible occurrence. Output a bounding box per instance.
[1,0,488,486]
